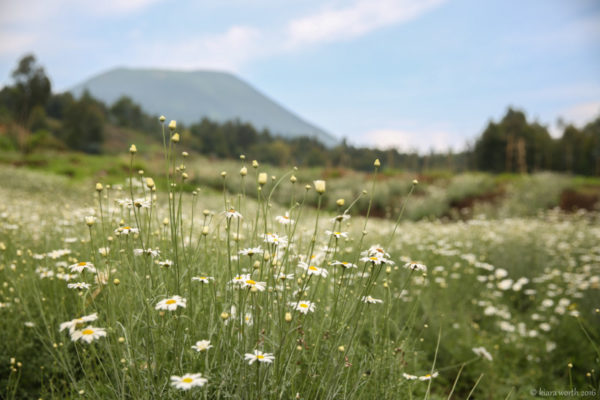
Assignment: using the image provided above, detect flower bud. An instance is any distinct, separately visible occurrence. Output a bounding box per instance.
[145,177,155,189]
[374,159,381,167]
[290,175,297,183]
[314,180,326,194]
[159,116,166,122]
[95,183,103,192]
[182,151,189,158]
[171,133,180,143]
[258,173,268,186]
[129,144,137,154]
[202,226,209,235]
[285,312,292,322]
[336,198,345,207]
[413,179,419,185]
[113,278,120,286]
[240,166,247,176]
[168,120,176,130]
[252,160,259,168]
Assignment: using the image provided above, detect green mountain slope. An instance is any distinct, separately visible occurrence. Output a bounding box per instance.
[71,68,338,146]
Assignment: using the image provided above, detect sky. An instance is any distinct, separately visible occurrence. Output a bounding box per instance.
[1,0,599,152]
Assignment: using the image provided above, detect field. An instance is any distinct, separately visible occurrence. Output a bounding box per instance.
[1,141,599,399]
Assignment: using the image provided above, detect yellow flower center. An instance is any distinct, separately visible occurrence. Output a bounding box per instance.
[199,277,206,280]
[166,299,176,305]
[182,377,193,383]
[370,257,377,261]
[308,266,318,271]
[424,374,431,378]
[257,355,264,359]
[246,280,256,285]
[335,232,341,235]
[300,303,309,308]
[78,262,86,266]
[123,226,131,230]
[82,329,94,335]
[342,262,348,265]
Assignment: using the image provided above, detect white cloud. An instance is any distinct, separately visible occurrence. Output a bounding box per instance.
[360,127,462,153]
[286,0,446,47]
[560,101,600,127]
[0,32,37,56]
[140,25,264,72]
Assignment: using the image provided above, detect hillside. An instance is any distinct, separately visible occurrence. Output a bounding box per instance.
[71,68,338,146]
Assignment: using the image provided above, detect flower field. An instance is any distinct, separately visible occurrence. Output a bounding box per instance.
[0,126,599,399]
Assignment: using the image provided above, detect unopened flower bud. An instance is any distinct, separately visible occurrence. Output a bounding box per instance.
[240,166,247,176]
[336,198,345,207]
[290,175,297,183]
[129,144,137,154]
[95,183,103,192]
[314,180,326,194]
[145,178,155,189]
[171,133,180,143]
[168,120,176,130]
[285,312,292,322]
[374,159,381,167]
[258,173,268,186]
[159,116,166,122]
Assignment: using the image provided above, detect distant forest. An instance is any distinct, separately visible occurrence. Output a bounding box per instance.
[1,54,599,175]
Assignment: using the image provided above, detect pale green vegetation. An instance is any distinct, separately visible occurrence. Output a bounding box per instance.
[0,129,599,399]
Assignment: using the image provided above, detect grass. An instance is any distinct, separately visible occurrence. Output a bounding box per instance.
[0,132,599,399]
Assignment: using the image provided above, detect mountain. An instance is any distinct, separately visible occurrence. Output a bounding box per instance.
[71,68,338,146]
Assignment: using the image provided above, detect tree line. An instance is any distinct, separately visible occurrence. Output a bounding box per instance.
[1,54,599,174]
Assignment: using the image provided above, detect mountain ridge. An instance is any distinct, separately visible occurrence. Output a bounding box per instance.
[70,67,338,146]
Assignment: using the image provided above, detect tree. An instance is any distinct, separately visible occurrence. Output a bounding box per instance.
[62,92,105,153]
[10,54,52,124]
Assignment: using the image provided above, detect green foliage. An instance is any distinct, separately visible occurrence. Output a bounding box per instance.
[61,92,106,153]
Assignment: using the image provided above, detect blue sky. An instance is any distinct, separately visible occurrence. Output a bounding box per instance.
[1,0,599,152]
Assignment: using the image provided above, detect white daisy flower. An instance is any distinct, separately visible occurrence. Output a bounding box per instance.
[134,248,160,257]
[264,233,288,247]
[275,213,294,225]
[364,245,390,258]
[241,279,267,292]
[114,226,139,236]
[331,261,357,269]
[403,261,427,272]
[274,272,294,281]
[472,346,493,361]
[360,255,391,265]
[155,295,186,311]
[231,274,251,286]
[361,295,383,304]
[70,326,107,343]
[325,230,348,239]
[239,247,263,257]
[67,282,91,290]
[158,260,174,268]
[170,373,208,390]
[289,300,316,314]
[192,276,214,284]
[133,198,151,209]
[191,340,212,352]
[244,350,275,365]
[59,313,98,333]
[418,372,439,381]
[298,261,328,277]
[69,261,96,274]
[224,208,243,219]
[331,214,351,223]
[403,373,418,380]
